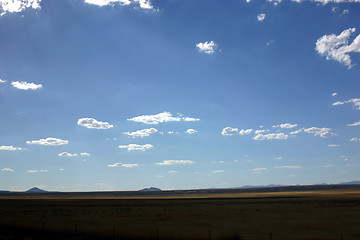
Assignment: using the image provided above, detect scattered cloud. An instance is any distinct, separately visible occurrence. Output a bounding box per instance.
[239,129,253,135]
[273,123,297,129]
[80,152,90,156]
[0,145,23,151]
[123,128,158,138]
[2,168,14,172]
[26,137,68,146]
[253,133,289,140]
[332,92,338,96]
[222,127,239,136]
[0,78,6,83]
[257,13,266,22]
[107,163,140,168]
[275,166,302,169]
[128,112,199,125]
[0,0,41,16]
[255,129,269,134]
[84,0,155,10]
[315,28,360,68]
[266,0,282,5]
[58,152,77,157]
[333,98,360,110]
[213,170,224,173]
[185,129,197,134]
[275,156,283,160]
[290,129,302,135]
[296,0,360,4]
[11,81,42,90]
[266,40,275,46]
[59,168,64,171]
[322,164,335,167]
[350,137,359,142]
[168,170,178,174]
[77,118,113,129]
[328,144,340,147]
[156,160,195,166]
[347,121,360,126]
[27,169,48,173]
[253,168,267,171]
[196,41,218,54]
[118,144,153,151]
[155,175,164,178]
[303,127,336,138]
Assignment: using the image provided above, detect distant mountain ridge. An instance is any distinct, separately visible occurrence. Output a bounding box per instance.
[26,187,47,193]
[140,187,162,191]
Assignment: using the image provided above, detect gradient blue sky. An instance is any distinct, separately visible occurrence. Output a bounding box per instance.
[0,0,359,191]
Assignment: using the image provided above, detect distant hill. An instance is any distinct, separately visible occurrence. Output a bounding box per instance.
[140,187,161,191]
[340,181,360,185]
[26,187,47,193]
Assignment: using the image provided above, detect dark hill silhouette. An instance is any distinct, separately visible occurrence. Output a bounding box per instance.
[26,187,47,193]
[140,187,161,191]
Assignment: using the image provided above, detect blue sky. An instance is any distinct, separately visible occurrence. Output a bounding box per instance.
[0,0,359,191]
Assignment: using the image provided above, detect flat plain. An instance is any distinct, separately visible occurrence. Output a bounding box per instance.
[0,185,359,240]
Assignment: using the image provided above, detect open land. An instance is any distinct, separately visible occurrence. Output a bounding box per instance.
[0,185,359,240]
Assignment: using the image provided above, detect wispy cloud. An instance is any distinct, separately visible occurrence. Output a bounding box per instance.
[273,123,297,129]
[0,78,6,83]
[84,0,155,10]
[26,137,68,146]
[107,163,140,168]
[328,144,340,147]
[11,81,42,90]
[257,13,266,22]
[332,92,338,96]
[222,127,252,136]
[196,41,218,54]
[156,160,195,166]
[118,144,153,151]
[350,137,359,142]
[128,112,199,125]
[58,152,77,157]
[253,168,267,171]
[185,129,197,135]
[27,169,48,173]
[80,152,90,156]
[0,0,41,16]
[168,170,178,174]
[333,98,360,110]
[2,168,14,172]
[253,133,289,140]
[123,128,158,138]
[316,28,360,68]
[0,145,24,151]
[347,121,360,126]
[77,118,113,129]
[275,166,302,169]
[213,170,224,173]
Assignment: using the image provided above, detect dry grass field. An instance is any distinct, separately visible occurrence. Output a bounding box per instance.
[0,186,359,240]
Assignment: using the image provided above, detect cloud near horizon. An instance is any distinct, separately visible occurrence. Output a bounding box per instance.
[156,160,195,165]
[107,162,140,168]
[118,144,153,151]
[253,133,289,140]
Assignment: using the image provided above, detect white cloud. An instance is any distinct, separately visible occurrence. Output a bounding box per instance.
[11,81,42,90]
[273,123,297,129]
[26,137,68,146]
[0,0,41,16]
[213,170,224,173]
[0,145,23,151]
[77,118,113,129]
[118,144,153,151]
[107,162,140,168]
[295,0,360,3]
[80,152,90,156]
[332,92,338,96]
[328,144,340,147]
[59,168,64,171]
[303,127,336,138]
[155,175,164,178]
[2,168,14,172]
[267,0,282,5]
[255,129,269,134]
[0,78,6,83]
[183,117,200,122]
[222,127,239,136]
[350,137,359,142]
[168,170,178,174]
[123,128,158,138]
[253,168,267,171]
[275,166,302,169]
[290,129,302,135]
[27,169,48,173]
[322,164,335,167]
[347,121,360,126]
[239,129,253,135]
[84,0,154,9]
[196,41,218,54]
[186,129,197,135]
[257,13,266,22]
[156,160,195,166]
[253,133,289,140]
[128,112,199,125]
[275,156,283,160]
[58,152,77,157]
[315,28,360,68]
[333,98,360,110]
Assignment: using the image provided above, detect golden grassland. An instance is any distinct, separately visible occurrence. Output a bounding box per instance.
[0,188,359,240]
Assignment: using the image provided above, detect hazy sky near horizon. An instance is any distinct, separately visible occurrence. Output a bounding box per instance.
[0,0,359,191]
